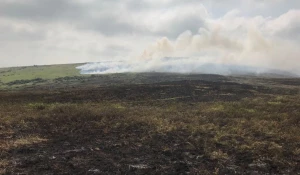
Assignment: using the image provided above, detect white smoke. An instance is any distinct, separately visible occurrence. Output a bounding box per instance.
[77,58,213,74]
[77,9,300,76]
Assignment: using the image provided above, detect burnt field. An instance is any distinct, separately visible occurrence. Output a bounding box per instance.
[0,73,300,174]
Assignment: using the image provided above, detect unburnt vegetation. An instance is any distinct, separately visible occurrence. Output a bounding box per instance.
[0,64,83,85]
[0,72,300,174]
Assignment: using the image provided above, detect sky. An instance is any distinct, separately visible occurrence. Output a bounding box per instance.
[0,0,299,74]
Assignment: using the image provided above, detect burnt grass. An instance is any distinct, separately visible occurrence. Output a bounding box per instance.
[0,74,300,174]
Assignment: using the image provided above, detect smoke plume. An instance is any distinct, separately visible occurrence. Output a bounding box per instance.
[77,9,300,76]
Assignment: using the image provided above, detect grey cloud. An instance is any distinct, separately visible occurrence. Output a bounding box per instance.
[0,0,147,36]
[0,24,45,41]
[0,29,45,41]
[277,21,300,40]
[101,45,131,57]
[2,0,295,38]
[283,26,300,39]
[0,0,84,21]
[0,0,206,37]
[158,16,206,38]
[274,23,300,40]
[78,15,142,36]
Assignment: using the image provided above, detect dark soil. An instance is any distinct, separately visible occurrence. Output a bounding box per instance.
[1,73,300,174]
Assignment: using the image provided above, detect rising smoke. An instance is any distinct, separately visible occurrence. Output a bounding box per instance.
[77,9,300,76]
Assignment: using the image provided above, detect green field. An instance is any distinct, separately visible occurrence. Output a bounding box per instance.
[0,63,84,84]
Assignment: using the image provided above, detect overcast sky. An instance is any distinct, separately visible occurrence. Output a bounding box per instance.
[0,0,299,73]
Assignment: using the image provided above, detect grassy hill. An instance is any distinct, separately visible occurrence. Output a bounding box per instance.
[0,63,84,84]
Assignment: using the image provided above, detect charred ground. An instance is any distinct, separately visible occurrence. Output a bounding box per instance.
[0,72,300,174]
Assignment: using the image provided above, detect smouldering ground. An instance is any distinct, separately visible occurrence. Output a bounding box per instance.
[0,75,300,174]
